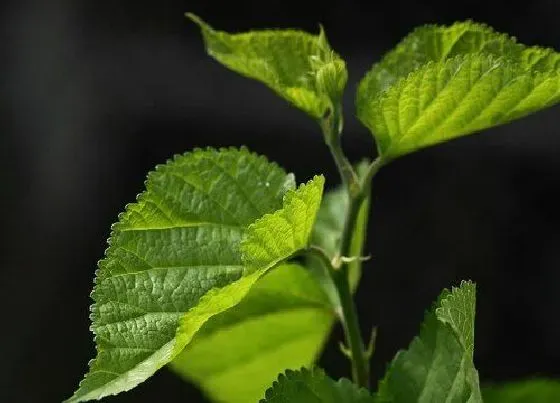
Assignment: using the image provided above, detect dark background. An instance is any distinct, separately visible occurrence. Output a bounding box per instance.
[2,0,560,401]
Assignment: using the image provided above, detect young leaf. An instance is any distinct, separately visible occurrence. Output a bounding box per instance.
[482,379,560,402]
[241,174,325,272]
[188,13,348,120]
[374,280,482,403]
[169,263,335,403]
[67,148,324,402]
[357,21,560,160]
[261,368,374,403]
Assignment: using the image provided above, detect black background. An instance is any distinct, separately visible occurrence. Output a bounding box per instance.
[2,0,560,402]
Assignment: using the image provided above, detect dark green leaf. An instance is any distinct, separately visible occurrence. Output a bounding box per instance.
[482,379,560,403]
[375,281,482,403]
[261,368,373,403]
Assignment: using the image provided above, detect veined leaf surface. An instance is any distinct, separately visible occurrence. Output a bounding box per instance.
[68,148,324,402]
[170,263,334,403]
[375,281,482,403]
[170,171,373,402]
[189,14,347,120]
[261,368,373,403]
[357,21,560,160]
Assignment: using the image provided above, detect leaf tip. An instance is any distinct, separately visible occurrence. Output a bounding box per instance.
[185,12,204,27]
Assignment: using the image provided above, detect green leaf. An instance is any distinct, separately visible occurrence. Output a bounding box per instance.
[482,379,560,403]
[67,148,324,402]
[261,368,374,403]
[188,13,348,120]
[357,21,560,160]
[169,175,348,403]
[169,263,335,403]
[375,280,482,403]
[241,174,325,271]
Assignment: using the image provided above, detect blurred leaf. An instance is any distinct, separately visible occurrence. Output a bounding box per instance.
[483,379,560,402]
[170,263,334,403]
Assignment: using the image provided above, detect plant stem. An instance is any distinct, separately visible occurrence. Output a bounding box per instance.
[321,106,359,195]
[326,135,359,195]
[321,106,386,389]
[334,188,370,388]
[336,157,384,387]
[334,265,370,387]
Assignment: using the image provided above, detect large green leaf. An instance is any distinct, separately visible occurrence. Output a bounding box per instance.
[482,379,560,402]
[67,148,324,402]
[170,263,334,403]
[375,281,482,403]
[188,14,347,120]
[357,21,560,160]
[168,171,375,402]
[261,368,374,403]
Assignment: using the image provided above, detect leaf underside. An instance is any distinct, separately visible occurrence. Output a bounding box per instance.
[357,21,560,159]
[261,368,374,403]
[68,148,324,402]
[188,13,348,120]
[375,280,482,403]
[169,263,334,403]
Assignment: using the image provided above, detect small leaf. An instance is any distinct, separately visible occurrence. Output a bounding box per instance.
[242,175,325,272]
[261,368,374,403]
[170,263,335,403]
[357,21,560,160]
[67,148,324,402]
[188,13,348,120]
[482,379,560,402]
[375,280,482,403]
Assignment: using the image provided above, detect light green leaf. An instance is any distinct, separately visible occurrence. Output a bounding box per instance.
[188,13,347,120]
[241,174,325,271]
[375,280,482,403]
[357,21,560,160]
[482,379,560,402]
[168,178,342,403]
[261,368,374,403]
[67,148,324,402]
[170,263,335,403]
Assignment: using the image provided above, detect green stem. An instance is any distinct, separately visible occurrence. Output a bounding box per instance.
[334,188,370,388]
[326,135,359,195]
[334,266,370,387]
[321,106,359,195]
[320,105,386,389]
[336,158,384,387]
